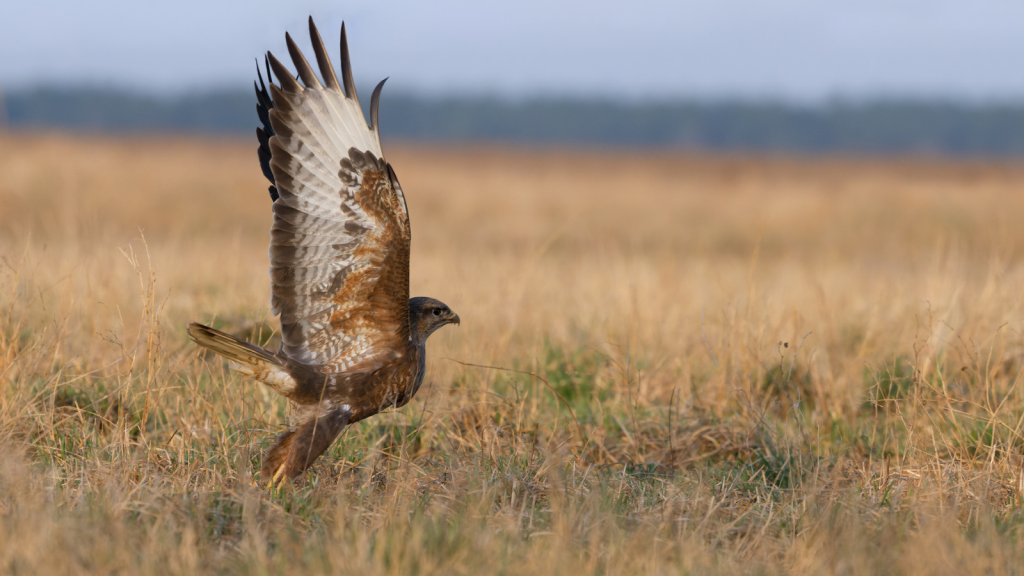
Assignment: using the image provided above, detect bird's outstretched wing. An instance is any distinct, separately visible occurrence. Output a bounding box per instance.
[261,18,411,372]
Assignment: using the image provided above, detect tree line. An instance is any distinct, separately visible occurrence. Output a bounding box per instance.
[5,87,1024,155]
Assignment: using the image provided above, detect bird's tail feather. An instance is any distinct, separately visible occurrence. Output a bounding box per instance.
[187,322,296,394]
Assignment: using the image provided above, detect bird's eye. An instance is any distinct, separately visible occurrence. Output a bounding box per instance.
[432,308,442,316]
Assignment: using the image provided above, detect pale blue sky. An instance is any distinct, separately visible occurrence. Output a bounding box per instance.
[2,0,1022,102]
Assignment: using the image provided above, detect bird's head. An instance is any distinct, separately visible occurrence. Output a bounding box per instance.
[409,296,460,344]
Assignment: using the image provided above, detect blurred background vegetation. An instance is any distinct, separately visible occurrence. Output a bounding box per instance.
[6,87,1024,155]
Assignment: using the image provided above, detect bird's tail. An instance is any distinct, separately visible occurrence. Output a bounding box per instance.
[186,322,296,395]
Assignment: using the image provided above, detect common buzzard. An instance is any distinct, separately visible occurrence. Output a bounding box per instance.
[188,17,459,484]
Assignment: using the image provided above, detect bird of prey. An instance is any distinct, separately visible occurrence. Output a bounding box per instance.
[187,17,459,484]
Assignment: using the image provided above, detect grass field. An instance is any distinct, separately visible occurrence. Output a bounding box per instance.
[3,132,1024,574]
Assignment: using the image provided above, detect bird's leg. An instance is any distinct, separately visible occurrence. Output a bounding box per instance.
[271,463,289,487]
[260,406,350,484]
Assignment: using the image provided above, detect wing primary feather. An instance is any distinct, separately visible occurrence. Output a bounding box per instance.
[308,17,341,91]
[339,22,360,104]
[286,32,322,89]
[265,55,274,85]
[267,51,302,93]
[369,77,388,133]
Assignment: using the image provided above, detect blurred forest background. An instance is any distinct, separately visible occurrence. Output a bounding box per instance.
[5,87,1024,154]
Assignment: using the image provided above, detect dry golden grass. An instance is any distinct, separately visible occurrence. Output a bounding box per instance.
[3,131,1024,574]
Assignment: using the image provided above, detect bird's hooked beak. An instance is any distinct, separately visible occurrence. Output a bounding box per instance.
[449,312,461,326]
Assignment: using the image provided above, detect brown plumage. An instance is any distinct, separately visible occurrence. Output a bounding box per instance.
[188,17,459,485]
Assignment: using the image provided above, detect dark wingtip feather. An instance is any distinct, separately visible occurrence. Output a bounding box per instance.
[254,64,275,134]
[369,77,388,132]
[254,80,270,127]
[255,60,277,200]
[308,17,341,91]
[285,31,322,89]
[339,22,359,104]
[256,128,275,180]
